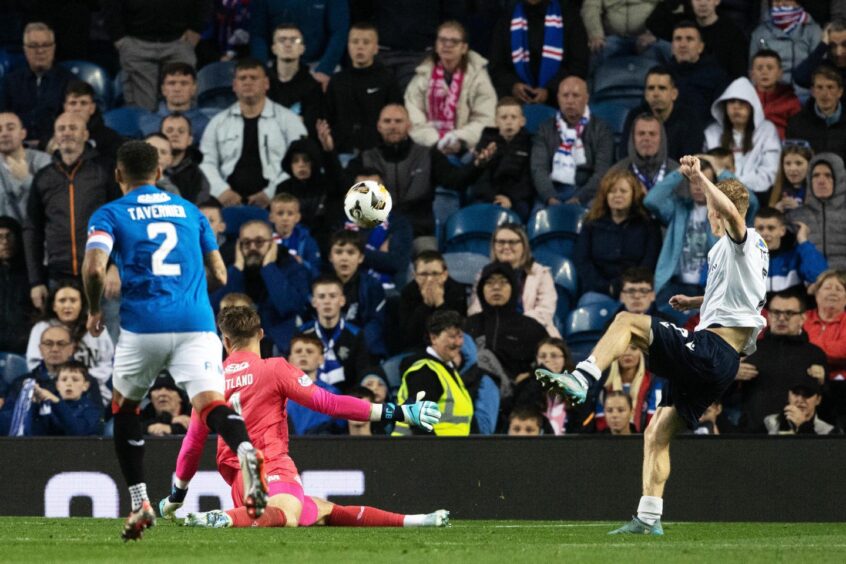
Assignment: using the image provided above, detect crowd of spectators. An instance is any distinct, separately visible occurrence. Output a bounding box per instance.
[1,0,846,438]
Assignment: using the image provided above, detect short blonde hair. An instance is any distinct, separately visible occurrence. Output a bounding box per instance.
[715,179,749,218]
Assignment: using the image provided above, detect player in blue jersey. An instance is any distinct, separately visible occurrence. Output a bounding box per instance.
[82,141,268,541]
[537,156,768,535]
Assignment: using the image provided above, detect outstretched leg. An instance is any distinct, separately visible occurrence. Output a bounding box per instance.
[309,498,449,528]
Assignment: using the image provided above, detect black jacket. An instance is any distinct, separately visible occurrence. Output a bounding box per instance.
[268,65,325,139]
[667,55,730,124]
[741,330,828,433]
[277,138,332,231]
[398,277,468,351]
[488,0,589,100]
[167,150,210,205]
[0,217,35,354]
[470,127,534,210]
[23,148,120,285]
[785,99,846,158]
[326,62,403,153]
[464,262,548,381]
[621,101,705,161]
[0,65,74,142]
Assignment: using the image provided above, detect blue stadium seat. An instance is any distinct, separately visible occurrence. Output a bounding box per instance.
[442,252,490,286]
[60,60,113,110]
[533,252,578,335]
[577,293,618,308]
[442,204,521,254]
[527,204,585,259]
[523,103,557,134]
[381,352,414,390]
[0,352,28,386]
[112,70,124,108]
[565,302,618,361]
[590,99,640,138]
[591,56,655,102]
[197,61,237,109]
[103,106,148,138]
[221,205,269,239]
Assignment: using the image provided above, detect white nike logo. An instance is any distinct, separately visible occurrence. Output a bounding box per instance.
[366,87,380,94]
[228,414,244,421]
[128,439,145,447]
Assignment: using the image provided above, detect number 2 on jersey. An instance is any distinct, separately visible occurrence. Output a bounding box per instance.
[147,222,181,276]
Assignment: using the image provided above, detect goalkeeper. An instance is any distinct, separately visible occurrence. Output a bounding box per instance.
[160,305,448,529]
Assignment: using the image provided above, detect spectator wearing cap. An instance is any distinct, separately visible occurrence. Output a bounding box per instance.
[786,65,846,156]
[0,22,74,143]
[738,292,828,432]
[764,377,836,434]
[141,373,191,436]
[139,62,210,142]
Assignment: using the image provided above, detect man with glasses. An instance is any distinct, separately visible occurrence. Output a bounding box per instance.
[615,267,672,321]
[267,24,323,138]
[0,22,73,144]
[212,219,310,355]
[0,325,76,433]
[737,292,828,433]
[398,250,467,351]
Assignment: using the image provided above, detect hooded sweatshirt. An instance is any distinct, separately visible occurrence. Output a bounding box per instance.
[610,119,679,190]
[704,77,782,194]
[788,153,846,270]
[464,262,549,382]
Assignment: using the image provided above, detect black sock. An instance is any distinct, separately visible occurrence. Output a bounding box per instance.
[113,411,145,487]
[205,405,251,454]
[169,484,188,503]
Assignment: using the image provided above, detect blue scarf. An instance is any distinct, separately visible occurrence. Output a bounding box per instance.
[8,378,36,436]
[315,319,346,387]
[510,0,564,88]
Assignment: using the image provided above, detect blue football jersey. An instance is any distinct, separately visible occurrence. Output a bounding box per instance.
[86,184,218,333]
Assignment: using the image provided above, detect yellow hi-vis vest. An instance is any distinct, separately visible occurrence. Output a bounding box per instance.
[392,358,473,436]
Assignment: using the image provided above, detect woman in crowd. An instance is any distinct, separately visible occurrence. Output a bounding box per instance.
[532,337,589,435]
[594,344,664,433]
[574,169,661,298]
[703,77,781,194]
[804,270,846,427]
[25,280,114,404]
[601,391,636,436]
[468,224,559,336]
[404,20,496,153]
[769,141,813,211]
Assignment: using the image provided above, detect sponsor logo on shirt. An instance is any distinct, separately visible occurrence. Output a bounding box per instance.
[225,362,250,373]
[137,193,172,204]
[298,374,314,387]
[366,87,380,94]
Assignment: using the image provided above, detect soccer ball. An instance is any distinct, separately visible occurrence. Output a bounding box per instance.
[344,180,392,228]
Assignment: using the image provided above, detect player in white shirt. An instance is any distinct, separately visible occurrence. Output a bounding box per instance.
[537,155,768,535]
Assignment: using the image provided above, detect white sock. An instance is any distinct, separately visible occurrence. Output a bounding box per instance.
[575,356,602,382]
[236,442,253,457]
[129,483,148,512]
[636,496,663,526]
[402,514,427,527]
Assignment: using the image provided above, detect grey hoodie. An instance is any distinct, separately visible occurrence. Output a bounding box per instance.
[788,153,846,270]
[610,119,679,186]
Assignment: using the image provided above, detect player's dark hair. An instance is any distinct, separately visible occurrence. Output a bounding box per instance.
[117,140,160,184]
[198,196,223,210]
[347,385,376,402]
[604,390,634,409]
[621,267,654,288]
[217,306,262,348]
[64,79,95,101]
[751,48,782,65]
[350,21,378,35]
[426,309,463,337]
[290,333,324,351]
[161,112,193,135]
[311,274,344,292]
[355,167,384,182]
[645,65,675,88]
[414,250,447,270]
[235,57,267,76]
[161,61,196,81]
[508,404,544,427]
[672,20,701,39]
[812,64,844,89]
[329,230,364,253]
[768,291,807,313]
[754,206,786,224]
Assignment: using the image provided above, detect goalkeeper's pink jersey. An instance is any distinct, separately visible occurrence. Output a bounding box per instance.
[215,350,372,476]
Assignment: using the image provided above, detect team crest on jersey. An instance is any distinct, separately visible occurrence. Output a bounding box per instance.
[297,374,313,387]
[225,362,250,373]
[756,237,769,252]
[137,193,171,204]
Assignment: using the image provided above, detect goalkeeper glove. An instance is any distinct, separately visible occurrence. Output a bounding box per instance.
[381,392,442,431]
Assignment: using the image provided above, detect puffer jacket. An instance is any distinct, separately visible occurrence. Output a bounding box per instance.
[405,50,497,148]
[580,0,658,39]
[23,148,119,286]
[703,77,782,194]
[788,153,846,270]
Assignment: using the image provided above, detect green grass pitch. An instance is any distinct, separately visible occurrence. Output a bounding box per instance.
[3,518,846,563]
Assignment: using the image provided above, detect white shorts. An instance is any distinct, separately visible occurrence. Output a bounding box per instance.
[112,330,224,402]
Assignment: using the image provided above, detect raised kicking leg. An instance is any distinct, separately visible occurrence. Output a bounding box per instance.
[609,406,686,536]
[536,312,652,402]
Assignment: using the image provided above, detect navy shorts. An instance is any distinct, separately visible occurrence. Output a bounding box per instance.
[647,317,740,429]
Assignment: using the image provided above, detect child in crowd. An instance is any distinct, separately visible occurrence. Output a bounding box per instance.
[31,361,102,436]
[276,138,332,236]
[507,404,545,436]
[346,386,376,436]
[328,230,388,358]
[269,192,322,279]
[768,142,813,211]
[750,49,801,140]
[286,334,345,435]
[198,198,235,266]
[468,97,534,222]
